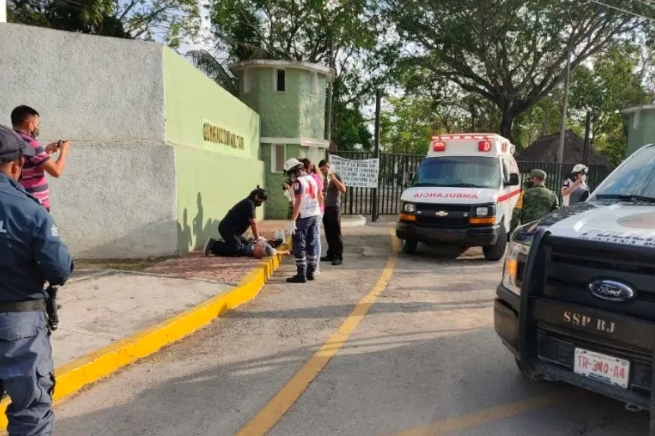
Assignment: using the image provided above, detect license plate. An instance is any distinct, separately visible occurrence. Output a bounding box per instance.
[573,348,630,389]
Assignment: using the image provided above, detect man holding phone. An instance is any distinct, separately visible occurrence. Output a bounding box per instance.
[11,105,71,212]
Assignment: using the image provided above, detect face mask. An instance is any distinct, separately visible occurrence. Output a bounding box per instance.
[31,127,40,138]
[579,174,587,183]
[525,180,534,188]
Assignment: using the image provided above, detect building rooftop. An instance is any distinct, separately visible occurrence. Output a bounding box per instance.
[229,59,334,80]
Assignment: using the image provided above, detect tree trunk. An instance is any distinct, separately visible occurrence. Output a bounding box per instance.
[499,112,514,143]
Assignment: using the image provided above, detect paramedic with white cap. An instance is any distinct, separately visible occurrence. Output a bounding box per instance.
[283,157,322,283]
[561,163,590,206]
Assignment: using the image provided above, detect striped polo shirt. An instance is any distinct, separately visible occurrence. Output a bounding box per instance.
[16,131,50,210]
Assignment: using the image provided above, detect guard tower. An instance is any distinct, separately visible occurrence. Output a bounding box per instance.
[230,60,335,219]
[622,103,655,159]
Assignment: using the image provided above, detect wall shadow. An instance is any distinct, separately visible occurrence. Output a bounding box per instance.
[177,192,221,255]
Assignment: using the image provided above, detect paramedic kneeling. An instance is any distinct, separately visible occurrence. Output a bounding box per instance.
[0,125,74,436]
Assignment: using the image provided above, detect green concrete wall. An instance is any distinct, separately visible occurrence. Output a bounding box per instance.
[262,144,308,219]
[626,110,655,158]
[163,47,264,254]
[239,67,327,138]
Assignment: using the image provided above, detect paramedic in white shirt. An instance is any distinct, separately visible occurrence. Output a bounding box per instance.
[283,158,322,283]
[561,163,590,207]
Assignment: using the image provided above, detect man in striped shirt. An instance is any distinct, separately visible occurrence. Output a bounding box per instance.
[11,106,71,212]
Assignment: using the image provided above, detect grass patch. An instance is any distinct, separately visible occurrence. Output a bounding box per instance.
[74,256,176,271]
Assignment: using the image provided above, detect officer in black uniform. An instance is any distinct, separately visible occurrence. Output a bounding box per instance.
[0,125,73,435]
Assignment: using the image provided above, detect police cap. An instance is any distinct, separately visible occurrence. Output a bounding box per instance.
[529,169,547,180]
[0,125,35,163]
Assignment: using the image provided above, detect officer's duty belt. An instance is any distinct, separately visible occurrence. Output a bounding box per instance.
[0,299,46,313]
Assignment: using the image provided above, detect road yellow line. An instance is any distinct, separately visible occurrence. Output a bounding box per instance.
[234,228,400,436]
[386,392,562,436]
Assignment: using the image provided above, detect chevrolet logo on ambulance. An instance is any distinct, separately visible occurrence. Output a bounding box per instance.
[435,211,448,217]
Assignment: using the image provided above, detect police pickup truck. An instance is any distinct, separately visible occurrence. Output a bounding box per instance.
[495,143,655,431]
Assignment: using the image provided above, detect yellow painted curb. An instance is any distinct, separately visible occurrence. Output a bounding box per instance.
[0,241,290,429]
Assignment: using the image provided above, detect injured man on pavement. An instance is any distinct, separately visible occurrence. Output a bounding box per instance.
[204,236,289,259]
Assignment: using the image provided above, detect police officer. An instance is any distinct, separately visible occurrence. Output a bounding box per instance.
[283,158,322,283]
[0,125,73,435]
[510,169,559,234]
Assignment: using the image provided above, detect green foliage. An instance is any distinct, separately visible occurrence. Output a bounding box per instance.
[381,0,649,141]
[569,42,650,164]
[8,0,201,48]
[205,0,379,151]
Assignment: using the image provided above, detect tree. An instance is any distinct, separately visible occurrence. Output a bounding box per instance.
[8,0,201,48]
[569,42,650,164]
[381,0,648,141]
[198,0,380,150]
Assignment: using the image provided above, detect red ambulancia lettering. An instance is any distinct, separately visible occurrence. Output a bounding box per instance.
[413,192,479,199]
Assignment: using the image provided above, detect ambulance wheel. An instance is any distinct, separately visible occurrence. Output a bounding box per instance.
[402,239,418,254]
[483,226,507,261]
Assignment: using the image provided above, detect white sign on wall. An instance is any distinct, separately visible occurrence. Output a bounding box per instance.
[328,155,380,188]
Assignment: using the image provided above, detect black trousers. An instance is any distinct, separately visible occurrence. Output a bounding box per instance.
[217,222,248,256]
[322,206,343,260]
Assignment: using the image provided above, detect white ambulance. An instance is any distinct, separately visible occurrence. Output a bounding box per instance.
[396,133,522,260]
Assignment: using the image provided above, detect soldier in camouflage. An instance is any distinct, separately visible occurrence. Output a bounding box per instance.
[509,169,559,234]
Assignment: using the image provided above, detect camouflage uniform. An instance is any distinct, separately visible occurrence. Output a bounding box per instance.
[509,169,559,234]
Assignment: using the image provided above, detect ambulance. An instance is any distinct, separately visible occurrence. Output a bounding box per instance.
[396,133,522,260]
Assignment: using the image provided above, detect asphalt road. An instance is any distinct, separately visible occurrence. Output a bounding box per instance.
[54,222,650,436]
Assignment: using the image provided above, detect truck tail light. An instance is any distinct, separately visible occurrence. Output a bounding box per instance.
[478,141,491,152]
[433,141,446,152]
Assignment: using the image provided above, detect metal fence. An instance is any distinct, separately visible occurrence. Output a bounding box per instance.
[329,151,424,216]
[515,161,613,205]
[328,152,615,218]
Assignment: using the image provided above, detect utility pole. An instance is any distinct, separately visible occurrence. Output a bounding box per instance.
[557,37,573,163]
[372,88,382,223]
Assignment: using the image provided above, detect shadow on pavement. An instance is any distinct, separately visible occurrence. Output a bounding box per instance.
[54,327,648,436]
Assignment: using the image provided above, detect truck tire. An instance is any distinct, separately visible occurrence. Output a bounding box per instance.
[483,225,507,261]
[402,238,418,254]
[515,358,544,382]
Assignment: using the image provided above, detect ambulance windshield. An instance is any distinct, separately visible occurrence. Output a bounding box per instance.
[413,156,501,189]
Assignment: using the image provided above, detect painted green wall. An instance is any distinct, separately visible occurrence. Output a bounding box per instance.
[163,47,264,253]
[239,67,327,139]
[626,111,655,158]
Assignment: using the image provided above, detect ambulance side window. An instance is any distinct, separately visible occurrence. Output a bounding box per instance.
[501,159,510,183]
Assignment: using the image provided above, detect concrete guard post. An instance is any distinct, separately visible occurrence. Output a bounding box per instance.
[0,240,291,429]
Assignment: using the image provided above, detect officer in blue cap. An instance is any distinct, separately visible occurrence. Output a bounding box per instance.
[0,124,73,435]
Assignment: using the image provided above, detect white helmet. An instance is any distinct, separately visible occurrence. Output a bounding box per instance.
[283,157,303,173]
[572,163,588,174]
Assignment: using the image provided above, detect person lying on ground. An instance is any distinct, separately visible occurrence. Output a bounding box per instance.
[204,237,289,259]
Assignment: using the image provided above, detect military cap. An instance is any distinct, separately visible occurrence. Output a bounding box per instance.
[529,169,547,180]
[0,125,35,163]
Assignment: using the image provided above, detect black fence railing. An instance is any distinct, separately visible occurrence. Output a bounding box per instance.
[329,151,424,216]
[516,161,614,205]
[328,151,615,217]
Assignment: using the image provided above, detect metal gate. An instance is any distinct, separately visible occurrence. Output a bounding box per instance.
[328,151,424,216]
[328,152,614,217]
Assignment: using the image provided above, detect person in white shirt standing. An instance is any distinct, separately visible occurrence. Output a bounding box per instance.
[561,163,590,207]
[283,158,323,283]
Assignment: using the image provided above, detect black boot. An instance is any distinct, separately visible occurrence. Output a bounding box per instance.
[287,264,307,283]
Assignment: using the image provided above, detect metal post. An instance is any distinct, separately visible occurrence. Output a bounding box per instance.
[372,88,382,222]
[557,37,573,163]
[582,110,591,164]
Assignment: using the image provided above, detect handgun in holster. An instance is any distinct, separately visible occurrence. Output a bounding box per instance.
[46,285,59,333]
